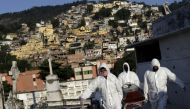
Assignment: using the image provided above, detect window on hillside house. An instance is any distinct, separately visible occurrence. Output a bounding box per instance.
[135,41,161,63]
[75,71,82,75]
[83,70,92,75]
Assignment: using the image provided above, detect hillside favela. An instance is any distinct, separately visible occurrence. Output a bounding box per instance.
[0,0,190,109]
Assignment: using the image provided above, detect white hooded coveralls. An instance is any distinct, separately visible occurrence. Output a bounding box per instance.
[118,62,140,87]
[144,59,184,109]
[80,63,123,109]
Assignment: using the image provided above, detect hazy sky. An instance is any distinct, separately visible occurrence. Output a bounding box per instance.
[0,0,178,14]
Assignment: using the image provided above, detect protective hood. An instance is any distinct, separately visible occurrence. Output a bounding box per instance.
[98,63,110,74]
[123,62,130,73]
[151,58,160,68]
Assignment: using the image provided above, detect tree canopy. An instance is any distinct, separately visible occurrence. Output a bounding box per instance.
[86,5,94,14]
[108,20,118,28]
[83,40,95,50]
[39,60,74,81]
[78,18,86,27]
[93,7,112,20]
[3,81,12,95]
[0,45,31,73]
[115,8,131,20]
[0,1,88,34]
[145,10,152,18]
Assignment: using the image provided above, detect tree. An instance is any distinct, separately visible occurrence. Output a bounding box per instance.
[145,10,152,18]
[93,7,112,20]
[127,39,132,45]
[19,39,27,46]
[87,5,93,13]
[0,0,89,34]
[83,41,95,50]
[108,20,118,28]
[0,54,32,73]
[3,81,12,95]
[132,14,142,20]
[51,18,60,28]
[115,8,131,20]
[39,60,74,81]
[0,45,31,73]
[78,18,86,27]
[57,65,74,81]
[17,60,31,72]
[0,32,4,41]
[139,21,147,29]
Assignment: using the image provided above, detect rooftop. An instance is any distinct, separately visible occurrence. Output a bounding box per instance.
[1,70,45,93]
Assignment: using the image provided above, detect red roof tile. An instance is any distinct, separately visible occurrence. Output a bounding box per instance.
[1,70,45,93]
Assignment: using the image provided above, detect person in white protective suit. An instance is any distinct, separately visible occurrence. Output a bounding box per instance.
[80,63,123,109]
[144,58,185,109]
[118,62,140,87]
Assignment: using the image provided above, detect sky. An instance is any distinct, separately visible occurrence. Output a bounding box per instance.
[0,0,178,14]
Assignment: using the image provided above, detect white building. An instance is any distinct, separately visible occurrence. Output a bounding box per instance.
[0,41,12,46]
[85,49,102,60]
[151,6,159,11]
[17,91,46,109]
[108,42,118,51]
[6,33,17,40]
[60,80,92,107]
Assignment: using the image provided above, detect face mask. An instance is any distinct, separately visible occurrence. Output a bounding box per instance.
[99,68,108,78]
[153,66,159,72]
[124,65,128,72]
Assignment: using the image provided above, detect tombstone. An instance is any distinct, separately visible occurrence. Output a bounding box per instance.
[7,61,20,109]
[10,61,20,97]
[46,50,63,108]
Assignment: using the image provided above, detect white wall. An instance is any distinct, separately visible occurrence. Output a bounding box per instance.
[60,80,91,105]
[17,91,46,109]
[159,30,190,109]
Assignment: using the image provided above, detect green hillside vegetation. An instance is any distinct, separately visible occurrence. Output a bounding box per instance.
[0,1,88,34]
